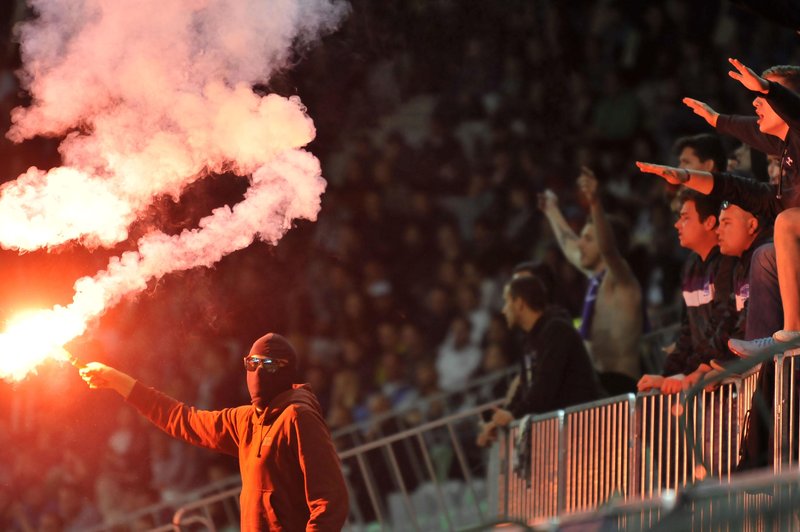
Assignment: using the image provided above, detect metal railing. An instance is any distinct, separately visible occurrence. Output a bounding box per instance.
[774,348,800,470]
[494,365,763,527]
[535,463,800,531]
[84,474,242,532]
[330,367,515,450]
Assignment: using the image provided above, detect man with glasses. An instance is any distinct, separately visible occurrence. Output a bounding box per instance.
[79,332,349,531]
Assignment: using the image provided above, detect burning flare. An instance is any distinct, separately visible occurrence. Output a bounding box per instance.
[0,0,348,380]
[0,309,81,381]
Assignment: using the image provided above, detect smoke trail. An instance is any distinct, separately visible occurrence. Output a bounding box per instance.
[0,0,348,380]
[0,0,348,250]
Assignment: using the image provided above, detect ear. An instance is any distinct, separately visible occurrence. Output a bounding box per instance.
[747,217,759,235]
[703,215,717,231]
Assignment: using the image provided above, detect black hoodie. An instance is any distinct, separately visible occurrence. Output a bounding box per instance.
[506,307,604,417]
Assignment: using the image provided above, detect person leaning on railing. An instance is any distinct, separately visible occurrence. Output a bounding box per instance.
[640,59,800,358]
[476,274,604,447]
[79,332,349,531]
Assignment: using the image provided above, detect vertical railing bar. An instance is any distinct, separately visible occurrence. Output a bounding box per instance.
[445,421,482,519]
[413,432,456,530]
[384,443,421,530]
[356,451,386,526]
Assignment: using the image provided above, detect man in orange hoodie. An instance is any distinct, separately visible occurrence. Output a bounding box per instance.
[80,332,349,531]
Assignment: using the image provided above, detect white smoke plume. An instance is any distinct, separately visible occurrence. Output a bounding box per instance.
[0,0,348,380]
[1,0,348,250]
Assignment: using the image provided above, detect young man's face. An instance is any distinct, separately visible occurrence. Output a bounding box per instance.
[753,74,790,137]
[577,223,602,271]
[717,204,758,257]
[674,200,716,252]
[678,146,715,172]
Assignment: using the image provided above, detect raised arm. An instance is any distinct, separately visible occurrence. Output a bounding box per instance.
[81,362,241,456]
[577,167,637,285]
[635,161,715,194]
[683,96,784,156]
[538,189,589,275]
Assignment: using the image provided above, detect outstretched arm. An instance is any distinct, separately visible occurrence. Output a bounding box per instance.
[635,162,715,195]
[538,189,589,275]
[81,362,240,456]
[683,94,784,156]
[577,167,637,285]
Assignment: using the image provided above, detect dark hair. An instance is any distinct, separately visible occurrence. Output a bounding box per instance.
[511,261,555,303]
[673,133,728,172]
[507,275,548,312]
[677,188,721,226]
[762,65,800,92]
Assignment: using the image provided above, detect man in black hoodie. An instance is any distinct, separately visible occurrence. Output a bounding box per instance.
[486,275,604,435]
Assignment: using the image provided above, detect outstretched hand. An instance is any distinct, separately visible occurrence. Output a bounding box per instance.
[682,98,719,127]
[577,166,599,205]
[727,58,769,93]
[635,161,688,185]
[79,362,136,398]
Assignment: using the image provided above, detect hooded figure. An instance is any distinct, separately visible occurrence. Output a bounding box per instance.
[246,332,298,411]
[79,332,349,531]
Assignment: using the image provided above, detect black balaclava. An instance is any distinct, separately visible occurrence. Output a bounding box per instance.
[246,333,297,411]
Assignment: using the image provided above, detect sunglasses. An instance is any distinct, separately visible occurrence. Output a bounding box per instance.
[243,356,290,373]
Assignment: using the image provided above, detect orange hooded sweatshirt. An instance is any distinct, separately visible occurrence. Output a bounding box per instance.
[126,382,348,531]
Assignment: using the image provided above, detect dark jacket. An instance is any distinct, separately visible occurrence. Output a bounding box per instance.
[507,308,604,417]
[127,382,348,531]
[728,231,775,342]
[714,80,800,216]
[663,247,736,376]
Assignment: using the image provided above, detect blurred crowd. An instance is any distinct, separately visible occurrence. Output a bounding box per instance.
[0,0,799,530]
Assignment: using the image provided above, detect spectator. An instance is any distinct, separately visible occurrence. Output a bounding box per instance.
[477,275,604,447]
[435,316,482,393]
[539,168,643,393]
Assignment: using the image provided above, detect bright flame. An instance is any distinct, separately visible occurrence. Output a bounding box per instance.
[0,0,349,380]
[0,309,82,381]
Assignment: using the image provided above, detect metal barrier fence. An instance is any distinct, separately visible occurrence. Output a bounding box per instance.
[84,474,242,532]
[495,366,762,527]
[774,348,800,471]
[537,465,799,531]
[331,367,515,451]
